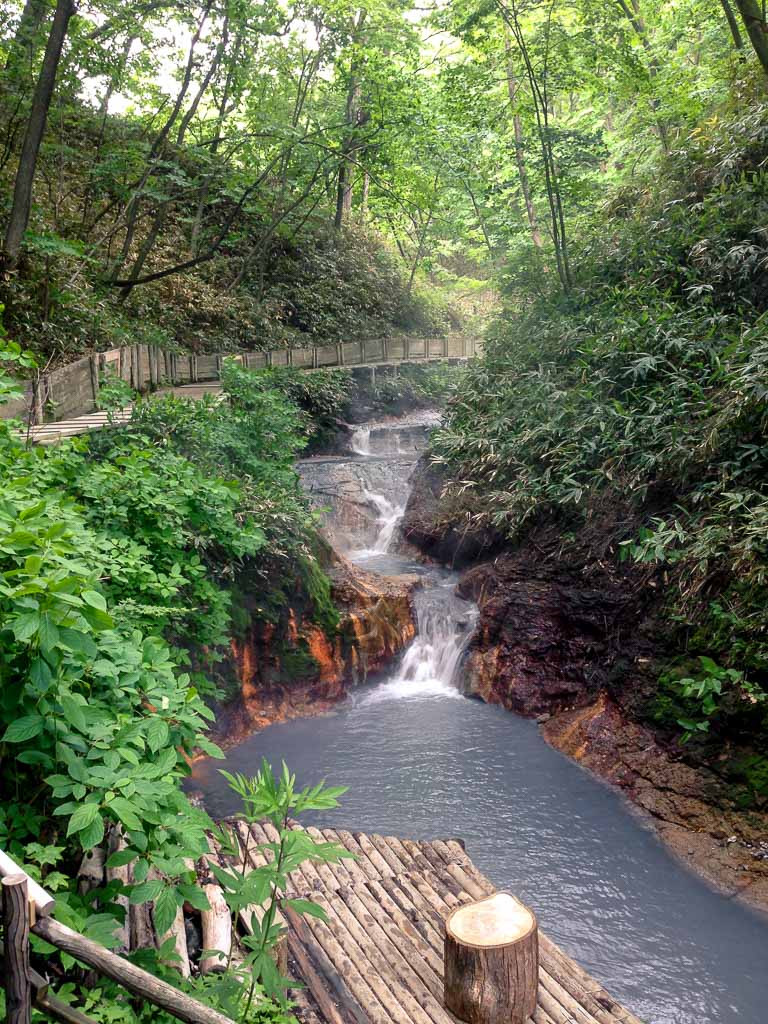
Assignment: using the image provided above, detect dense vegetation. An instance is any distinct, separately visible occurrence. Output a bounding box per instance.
[0,0,471,366]
[426,9,768,800]
[0,356,353,1020]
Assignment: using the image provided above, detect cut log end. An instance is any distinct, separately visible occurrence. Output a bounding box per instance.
[448,891,535,947]
[444,891,539,1024]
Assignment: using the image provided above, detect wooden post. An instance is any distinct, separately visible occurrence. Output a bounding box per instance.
[199,883,231,974]
[444,892,538,1024]
[88,356,99,408]
[0,852,55,917]
[2,874,31,1024]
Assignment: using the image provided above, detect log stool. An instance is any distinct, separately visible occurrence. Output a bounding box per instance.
[444,892,539,1024]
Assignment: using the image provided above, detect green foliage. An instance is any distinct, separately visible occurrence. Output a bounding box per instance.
[0,302,36,403]
[95,370,135,425]
[368,363,466,412]
[209,761,352,1012]
[655,656,765,742]
[431,101,768,759]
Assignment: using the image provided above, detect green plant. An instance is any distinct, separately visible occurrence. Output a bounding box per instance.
[0,304,36,404]
[96,371,135,426]
[205,761,353,1014]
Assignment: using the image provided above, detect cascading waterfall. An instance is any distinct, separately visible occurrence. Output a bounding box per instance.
[350,425,371,455]
[359,577,478,704]
[359,488,404,555]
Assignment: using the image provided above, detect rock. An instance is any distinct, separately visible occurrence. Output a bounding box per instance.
[400,458,501,567]
[211,555,419,748]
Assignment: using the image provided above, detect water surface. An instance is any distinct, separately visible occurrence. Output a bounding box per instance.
[191,419,768,1024]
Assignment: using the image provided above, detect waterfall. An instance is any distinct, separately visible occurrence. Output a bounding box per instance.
[350,426,371,455]
[359,579,478,705]
[362,488,405,554]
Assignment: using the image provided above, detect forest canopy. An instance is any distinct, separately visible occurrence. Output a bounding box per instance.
[1,0,761,364]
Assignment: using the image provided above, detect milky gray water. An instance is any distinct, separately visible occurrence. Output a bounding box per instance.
[191,418,768,1024]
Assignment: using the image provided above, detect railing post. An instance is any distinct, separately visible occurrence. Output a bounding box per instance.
[2,874,31,1024]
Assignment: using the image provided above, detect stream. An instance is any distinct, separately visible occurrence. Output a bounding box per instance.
[191,415,768,1024]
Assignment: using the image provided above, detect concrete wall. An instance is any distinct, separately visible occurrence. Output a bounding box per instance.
[0,334,480,425]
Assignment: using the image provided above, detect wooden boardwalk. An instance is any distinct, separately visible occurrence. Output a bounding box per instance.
[213,822,644,1024]
[1,334,477,432]
[23,382,223,445]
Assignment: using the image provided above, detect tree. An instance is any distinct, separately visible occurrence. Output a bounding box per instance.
[733,0,768,73]
[2,0,76,270]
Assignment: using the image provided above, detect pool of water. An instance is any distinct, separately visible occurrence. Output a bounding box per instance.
[191,421,768,1024]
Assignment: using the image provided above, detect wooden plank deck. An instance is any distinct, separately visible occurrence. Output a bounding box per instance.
[208,823,644,1024]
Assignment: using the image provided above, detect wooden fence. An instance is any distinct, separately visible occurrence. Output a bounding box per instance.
[0,334,478,427]
[0,849,235,1024]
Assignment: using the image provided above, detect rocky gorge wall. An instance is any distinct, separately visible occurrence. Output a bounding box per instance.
[211,555,418,748]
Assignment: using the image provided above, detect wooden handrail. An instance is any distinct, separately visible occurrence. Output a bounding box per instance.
[1,941,97,1024]
[0,851,55,917]
[31,917,236,1024]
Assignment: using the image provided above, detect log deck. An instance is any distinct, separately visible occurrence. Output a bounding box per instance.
[1,825,644,1024]
[222,823,644,1024]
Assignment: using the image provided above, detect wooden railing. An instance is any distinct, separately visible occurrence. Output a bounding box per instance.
[0,333,479,428]
[0,851,235,1024]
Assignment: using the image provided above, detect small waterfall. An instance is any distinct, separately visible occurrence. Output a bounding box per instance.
[360,580,478,704]
[361,488,404,554]
[350,426,371,455]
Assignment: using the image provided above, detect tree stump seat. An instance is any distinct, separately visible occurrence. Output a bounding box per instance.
[444,891,539,1024]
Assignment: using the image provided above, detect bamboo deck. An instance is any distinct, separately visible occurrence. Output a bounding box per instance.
[215,822,645,1024]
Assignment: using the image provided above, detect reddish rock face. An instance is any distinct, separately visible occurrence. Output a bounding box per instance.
[213,556,419,747]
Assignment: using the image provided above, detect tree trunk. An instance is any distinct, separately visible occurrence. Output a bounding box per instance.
[733,0,768,72]
[334,77,362,230]
[444,892,538,1024]
[334,11,367,231]
[720,0,746,50]
[504,29,542,249]
[2,0,75,270]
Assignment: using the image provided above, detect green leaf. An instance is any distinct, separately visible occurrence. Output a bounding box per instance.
[176,883,210,911]
[129,879,163,905]
[38,615,59,651]
[106,849,137,869]
[12,612,40,642]
[145,717,169,753]
[80,815,106,850]
[108,797,143,832]
[67,802,101,837]
[3,715,44,743]
[153,885,179,936]
[283,897,327,920]
[60,696,87,733]
[82,590,107,612]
